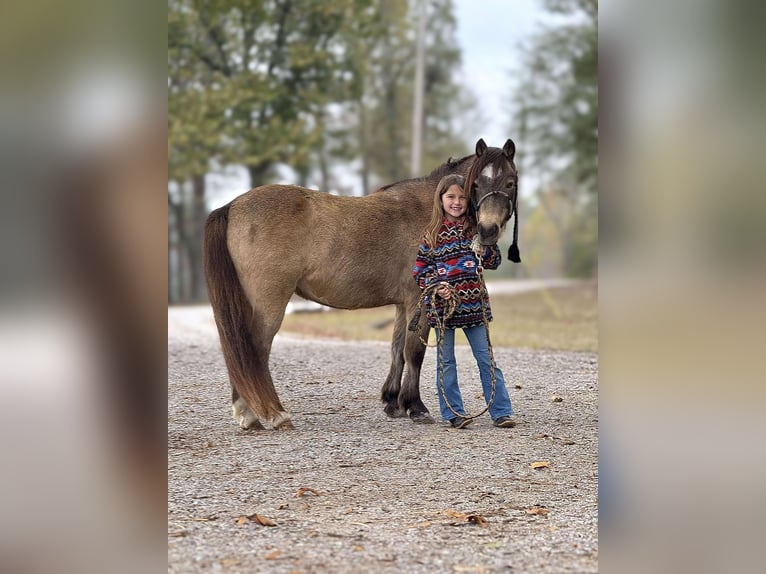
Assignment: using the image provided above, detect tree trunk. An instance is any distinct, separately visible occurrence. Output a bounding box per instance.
[358,99,370,195]
[186,174,208,302]
[247,163,271,189]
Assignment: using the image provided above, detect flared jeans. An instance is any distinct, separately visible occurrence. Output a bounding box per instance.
[434,324,514,422]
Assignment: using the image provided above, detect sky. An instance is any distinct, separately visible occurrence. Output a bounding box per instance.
[452,0,543,148]
[207,0,547,204]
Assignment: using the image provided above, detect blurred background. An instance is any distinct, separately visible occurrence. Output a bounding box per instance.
[168,0,598,304]
[2,0,765,572]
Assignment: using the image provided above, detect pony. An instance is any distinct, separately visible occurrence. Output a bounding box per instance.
[203,138,519,430]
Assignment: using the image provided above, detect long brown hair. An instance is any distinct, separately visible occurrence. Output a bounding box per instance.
[421,174,477,249]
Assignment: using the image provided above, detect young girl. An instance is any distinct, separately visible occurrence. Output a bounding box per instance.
[412,174,515,429]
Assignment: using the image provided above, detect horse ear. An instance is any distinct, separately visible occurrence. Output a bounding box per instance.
[502,139,516,160]
[475,139,487,156]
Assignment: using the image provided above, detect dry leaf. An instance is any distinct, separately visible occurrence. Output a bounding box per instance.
[252,514,276,526]
[467,515,489,527]
[237,513,276,526]
[295,487,322,497]
[220,558,241,567]
[533,433,550,439]
[530,461,550,469]
[353,545,365,552]
[526,506,550,516]
[168,530,187,538]
[264,550,281,560]
[444,509,468,520]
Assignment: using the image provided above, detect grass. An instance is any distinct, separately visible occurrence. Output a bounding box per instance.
[279,282,598,353]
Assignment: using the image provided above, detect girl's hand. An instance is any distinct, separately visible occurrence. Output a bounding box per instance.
[436,286,452,299]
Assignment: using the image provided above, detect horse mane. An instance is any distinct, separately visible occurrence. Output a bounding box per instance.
[375,154,475,193]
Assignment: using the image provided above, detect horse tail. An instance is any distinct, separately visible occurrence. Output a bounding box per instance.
[203,203,283,424]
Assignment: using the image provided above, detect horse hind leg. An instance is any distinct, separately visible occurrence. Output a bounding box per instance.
[381,305,407,418]
[233,301,295,430]
[205,202,294,431]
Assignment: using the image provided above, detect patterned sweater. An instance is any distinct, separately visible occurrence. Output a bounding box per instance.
[412,217,501,329]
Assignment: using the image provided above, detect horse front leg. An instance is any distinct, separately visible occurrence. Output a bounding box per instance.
[400,320,434,424]
[381,305,407,418]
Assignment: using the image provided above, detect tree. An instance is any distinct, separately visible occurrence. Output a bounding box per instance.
[168,0,374,301]
[359,0,469,188]
[512,0,598,276]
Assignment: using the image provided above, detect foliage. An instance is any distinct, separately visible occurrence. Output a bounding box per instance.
[168,0,376,187]
[515,0,597,194]
[512,0,598,277]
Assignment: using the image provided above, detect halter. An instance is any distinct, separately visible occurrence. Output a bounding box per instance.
[474,188,514,211]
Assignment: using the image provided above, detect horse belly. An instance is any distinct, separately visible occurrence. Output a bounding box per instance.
[297,260,410,310]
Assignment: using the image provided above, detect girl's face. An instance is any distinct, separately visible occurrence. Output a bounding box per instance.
[441,184,468,222]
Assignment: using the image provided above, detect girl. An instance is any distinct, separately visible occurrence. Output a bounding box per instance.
[412,174,515,429]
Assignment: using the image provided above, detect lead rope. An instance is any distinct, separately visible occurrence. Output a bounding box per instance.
[408,237,498,421]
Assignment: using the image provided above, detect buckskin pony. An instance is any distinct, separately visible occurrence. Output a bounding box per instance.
[203,138,520,430]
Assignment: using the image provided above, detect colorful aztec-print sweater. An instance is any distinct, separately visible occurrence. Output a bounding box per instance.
[413,217,501,329]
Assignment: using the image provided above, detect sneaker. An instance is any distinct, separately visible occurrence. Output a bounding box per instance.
[493,416,516,428]
[449,416,473,429]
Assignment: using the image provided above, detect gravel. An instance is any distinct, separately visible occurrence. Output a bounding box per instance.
[168,306,598,573]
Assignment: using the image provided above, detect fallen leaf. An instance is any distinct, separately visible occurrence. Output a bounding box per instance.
[253,514,276,526]
[237,513,276,526]
[295,487,322,497]
[264,550,281,560]
[444,509,467,520]
[168,530,187,538]
[353,545,365,552]
[220,558,241,566]
[533,433,550,439]
[530,461,550,469]
[415,521,432,529]
[467,515,489,527]
[526,506,550,516]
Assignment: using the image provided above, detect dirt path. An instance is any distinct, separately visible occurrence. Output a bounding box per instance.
[168,306,598,573]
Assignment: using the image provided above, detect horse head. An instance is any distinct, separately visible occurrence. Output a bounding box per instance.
[465,139,521,262]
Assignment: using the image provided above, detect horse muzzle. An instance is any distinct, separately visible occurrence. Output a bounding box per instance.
[478,223,500,245]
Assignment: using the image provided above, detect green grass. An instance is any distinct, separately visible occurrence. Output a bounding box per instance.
[279,282,597,352]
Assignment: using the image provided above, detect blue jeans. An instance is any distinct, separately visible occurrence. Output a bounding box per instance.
[435,325,514,421]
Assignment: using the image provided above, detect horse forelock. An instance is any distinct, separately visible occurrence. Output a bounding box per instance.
[464,148,516,204]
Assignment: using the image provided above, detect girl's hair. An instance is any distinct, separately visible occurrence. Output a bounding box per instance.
[422,174,477,249]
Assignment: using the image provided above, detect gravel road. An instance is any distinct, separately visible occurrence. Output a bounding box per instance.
[168,306,598,573]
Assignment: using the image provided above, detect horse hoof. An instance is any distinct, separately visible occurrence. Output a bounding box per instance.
[410,412,435,424]
[239,417,265,431]
[272,411,294,430]
[233,399,265,430]
[384,404,408,418]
